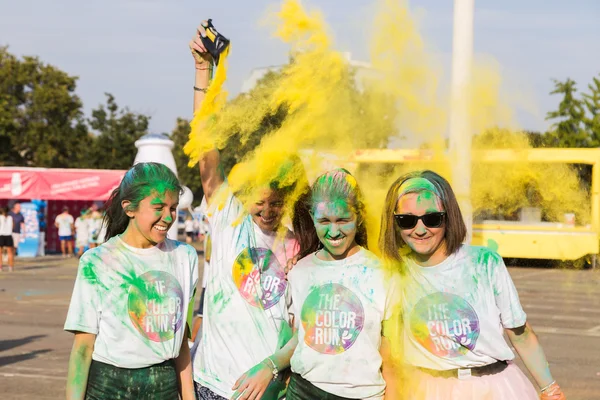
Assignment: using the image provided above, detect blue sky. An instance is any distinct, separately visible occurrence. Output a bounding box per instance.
[0,0,598,136]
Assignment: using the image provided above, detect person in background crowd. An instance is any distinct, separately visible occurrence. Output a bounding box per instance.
[88,208,104,249]
[75,209,90,258]
[0,207,15,272]
[38,204,47,257]
[184,215,196,244]
[55,207,75,258]
[9,202,25,255]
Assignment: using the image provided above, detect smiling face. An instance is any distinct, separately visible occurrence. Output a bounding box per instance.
[248,187,285,233]
[396,191,447,266]
[122,190,179,248]
[312,200,360,261]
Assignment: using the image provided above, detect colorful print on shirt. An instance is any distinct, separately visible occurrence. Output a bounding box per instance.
[300,283,365,354]
[128,270,185,342]
[64,236,198,369]
[232,247,287,310]
[409,292,480,358]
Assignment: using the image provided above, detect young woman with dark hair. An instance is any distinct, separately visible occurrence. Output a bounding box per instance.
[64,162,198,400]
[286,169,400,400]
[379,170,565,400]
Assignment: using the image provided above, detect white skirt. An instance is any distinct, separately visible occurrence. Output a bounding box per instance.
[403,362,539,400]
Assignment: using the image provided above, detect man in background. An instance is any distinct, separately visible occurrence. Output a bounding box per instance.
[9,202,25,256]
[55,207,74,257]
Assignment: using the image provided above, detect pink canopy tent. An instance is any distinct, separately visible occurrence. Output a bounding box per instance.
[0,167,126,253]
[0,167,126,200]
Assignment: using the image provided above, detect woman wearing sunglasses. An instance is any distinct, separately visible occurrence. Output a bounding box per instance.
[379,170,566,400]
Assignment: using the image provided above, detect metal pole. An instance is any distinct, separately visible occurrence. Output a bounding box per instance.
[449,0,475,243]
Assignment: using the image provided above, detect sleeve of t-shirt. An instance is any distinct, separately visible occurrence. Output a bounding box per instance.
[206,182,244,230]
[64,253,102,334]
[186,247,200,336]
[491,254,527,329]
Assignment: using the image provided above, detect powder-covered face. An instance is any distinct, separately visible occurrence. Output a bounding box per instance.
[124,190,179,248]
[248,187,285,233]
[396,191,447,265]
[312,200,359,261]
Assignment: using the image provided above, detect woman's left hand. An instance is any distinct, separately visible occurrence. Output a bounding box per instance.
[231,361,273,400]
[540,382,566,400]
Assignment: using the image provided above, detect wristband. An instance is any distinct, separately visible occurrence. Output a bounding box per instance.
[540,380,556,393]
[193,86,208,93]
[263,357,279,381]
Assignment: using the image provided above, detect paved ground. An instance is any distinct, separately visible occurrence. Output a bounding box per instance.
[0,254,598,399]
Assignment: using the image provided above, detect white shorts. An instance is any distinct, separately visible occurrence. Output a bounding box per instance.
[11,233,20,248]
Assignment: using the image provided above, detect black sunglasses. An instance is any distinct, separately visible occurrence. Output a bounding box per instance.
[393,212,446,230]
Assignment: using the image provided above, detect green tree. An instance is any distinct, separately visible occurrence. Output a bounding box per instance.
[582,74,600,147]
[544,78,587,148]
[86,93,149,169]
[0,46,91,167]
[524,130,546,148]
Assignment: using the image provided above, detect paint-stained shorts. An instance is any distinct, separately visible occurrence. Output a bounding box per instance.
[287,373,355,400]
[85,359,178,400]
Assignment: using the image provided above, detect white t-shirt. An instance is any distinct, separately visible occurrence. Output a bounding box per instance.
[288,248,400,399]
[74,217,89,242]
[192,185,298,398]
[402,245,527,370]
[64,236,199,369]
[0,215,13,236]
[55,213,74,236]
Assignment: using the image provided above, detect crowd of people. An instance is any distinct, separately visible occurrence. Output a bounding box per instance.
[54,204,107,258]
[0,201,111,266]
[62,22,567,400]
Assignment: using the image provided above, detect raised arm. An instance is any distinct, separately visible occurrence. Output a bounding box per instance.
[189,24,224,205]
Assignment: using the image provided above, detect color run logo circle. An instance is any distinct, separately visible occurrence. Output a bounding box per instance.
[409,293,480,358]
[232,247,287,310]
[128,271,184,342]
[301,283,364,355]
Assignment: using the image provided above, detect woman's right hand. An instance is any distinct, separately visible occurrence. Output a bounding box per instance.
[189,23,212,70]
[284,256,299,277]
[540,382,566,400]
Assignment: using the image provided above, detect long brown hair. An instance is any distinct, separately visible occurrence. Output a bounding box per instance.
[379,170,466,266]
[294,169,368,258]
[103,162,182,241]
